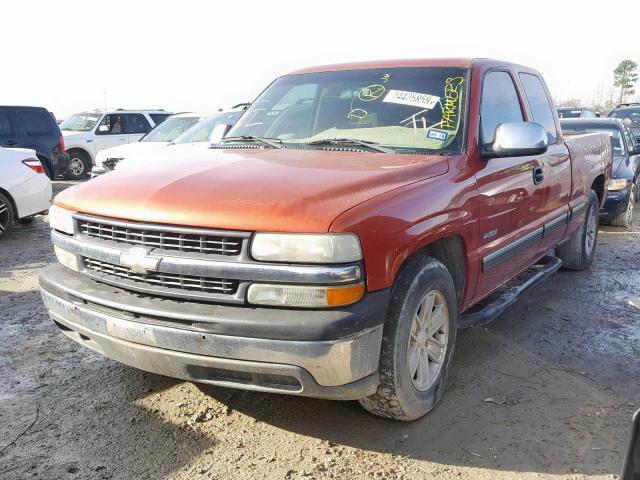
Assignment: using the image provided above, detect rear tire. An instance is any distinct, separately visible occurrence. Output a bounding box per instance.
[359,255,457,421]
[610,188,634,227]
[0,192,15,240]
[65,150,90,180]
[556,190,599,270]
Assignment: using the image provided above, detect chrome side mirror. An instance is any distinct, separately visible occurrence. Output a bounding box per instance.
[483,122,548,158]
[97,125,109,133]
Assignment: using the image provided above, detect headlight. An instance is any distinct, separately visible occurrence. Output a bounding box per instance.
[607,178,628,191]
[54,246,80,271]
[48,205,75,234]
[247,282,365,308]
[251,233,362,263]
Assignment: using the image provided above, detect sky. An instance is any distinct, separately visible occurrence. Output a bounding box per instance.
[2,0,639,119]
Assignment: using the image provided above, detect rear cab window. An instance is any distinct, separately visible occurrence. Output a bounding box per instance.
[518,73,558,143]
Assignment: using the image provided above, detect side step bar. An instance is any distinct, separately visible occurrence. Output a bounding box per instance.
[459,256,562,329]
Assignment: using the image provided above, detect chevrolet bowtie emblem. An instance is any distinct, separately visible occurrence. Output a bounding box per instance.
[119,247,160,274]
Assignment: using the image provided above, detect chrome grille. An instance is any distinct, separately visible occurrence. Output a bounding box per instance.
[83,258,238,295]
[78,219,243,256]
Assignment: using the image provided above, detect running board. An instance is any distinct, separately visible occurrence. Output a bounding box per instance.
[459,255,562,329]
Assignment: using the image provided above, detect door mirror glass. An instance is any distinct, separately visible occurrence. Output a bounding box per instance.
[484,122,548,158]
[621,410,640,480]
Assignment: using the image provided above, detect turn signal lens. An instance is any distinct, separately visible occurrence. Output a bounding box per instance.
[247,282,365,308]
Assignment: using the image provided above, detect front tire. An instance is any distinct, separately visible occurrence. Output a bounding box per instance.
[556,190,599,270]
[65,150,90,180]
[610,187,634,227]
[359,256,457,421]
[0,192,15,240]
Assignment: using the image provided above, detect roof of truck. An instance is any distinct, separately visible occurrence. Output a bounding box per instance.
[288,58,520,75]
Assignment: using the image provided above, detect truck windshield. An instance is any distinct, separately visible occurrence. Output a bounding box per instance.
[556,109,583,118]
[228,67,468,153]
[59,112,101,132]
[610,107,640,127]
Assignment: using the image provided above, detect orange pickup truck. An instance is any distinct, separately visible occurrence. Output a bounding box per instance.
[41,58,611,420]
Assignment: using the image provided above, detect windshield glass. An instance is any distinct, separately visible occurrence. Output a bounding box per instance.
[610,108,640,127]
[173,111,243,144]
[227,67,468,153]
[59,112,101,131]
[141,116,202,143]
[556,108,583,119]
[562,125,625,155]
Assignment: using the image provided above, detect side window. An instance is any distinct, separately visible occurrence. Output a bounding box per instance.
[95,114,124,135]
[150,113,170,125]
[124,114,151,134]
[480,71,524,144]
[623,125,636,151]
[17,109,53,136]
[0,111,14,139]
[518,73,558,143]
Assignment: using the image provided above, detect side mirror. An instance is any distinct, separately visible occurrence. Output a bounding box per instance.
[97,125,109,133]
[483,122,548,158]
[621,410,640,480]
[210,123,232,144]
[595,112,601,117]
[632,144,640,155]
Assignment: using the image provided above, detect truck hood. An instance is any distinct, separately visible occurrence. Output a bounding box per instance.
[55,148,450,232]
[96,142,170,167]
[61,130,89,141]
[114,142,211,170]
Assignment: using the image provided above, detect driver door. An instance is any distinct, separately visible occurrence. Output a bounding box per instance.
[93,114,128,155]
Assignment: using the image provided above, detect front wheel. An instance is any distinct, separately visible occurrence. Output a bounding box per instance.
[359,256,457,421]
[0,192,15,240]
[610,187,634,227]
[65,150,90,180]
[556,190,599,270]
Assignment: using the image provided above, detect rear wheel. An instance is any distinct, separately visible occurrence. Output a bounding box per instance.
[359,256,457,421]
[65,150,90,180]
[556,190,599,270]
[610,188,634,227]
[0,192,15,240]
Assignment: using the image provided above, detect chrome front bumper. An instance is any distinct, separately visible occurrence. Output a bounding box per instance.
[39,265,384,400]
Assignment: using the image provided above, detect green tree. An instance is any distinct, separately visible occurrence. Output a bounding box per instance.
[614,60,638,104]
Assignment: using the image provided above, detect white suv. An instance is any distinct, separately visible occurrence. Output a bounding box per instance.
[59,109,172,179]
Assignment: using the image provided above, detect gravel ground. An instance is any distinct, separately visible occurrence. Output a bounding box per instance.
[1,180,638,479]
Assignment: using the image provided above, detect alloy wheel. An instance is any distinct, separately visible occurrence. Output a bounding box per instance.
[0,198,10,236]
[407,290,449,391]
[69,157,85,177]
[585,204,598,255]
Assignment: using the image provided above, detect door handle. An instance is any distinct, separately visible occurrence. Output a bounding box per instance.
[533,167,544,185]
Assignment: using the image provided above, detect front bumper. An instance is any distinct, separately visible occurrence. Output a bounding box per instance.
[600,187,631,221]
[39,264,388,399]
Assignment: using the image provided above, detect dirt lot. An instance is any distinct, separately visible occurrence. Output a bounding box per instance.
[1,180,638,480]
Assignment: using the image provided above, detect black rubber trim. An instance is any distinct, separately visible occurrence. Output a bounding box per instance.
[569,201,587,220]
[39,264,389,342]
[482,227,544,272]
[542,212,569,238]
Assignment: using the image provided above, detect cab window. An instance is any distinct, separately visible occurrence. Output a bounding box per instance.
[518,73,558,143]
[96,114,124,135]
[480,71,524,145]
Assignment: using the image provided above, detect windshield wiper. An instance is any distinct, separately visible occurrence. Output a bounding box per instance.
[222,135,283,149]
[306,138,395,154]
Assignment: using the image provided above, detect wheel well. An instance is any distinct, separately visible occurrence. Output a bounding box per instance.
[591,174,605,205]
[0,187,18,219]
[411,236,466,302]
[67,148,92,164]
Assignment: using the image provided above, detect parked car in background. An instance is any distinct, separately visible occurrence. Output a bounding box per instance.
[608,103,640,141]
[102,108,245,174]
[60,109,172,180]
[0,106,69,179]
[0,147,52,239]
[91,112,208,176]
[556,106,599,118]
[43,58,612,420]
[562,117,640,227]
